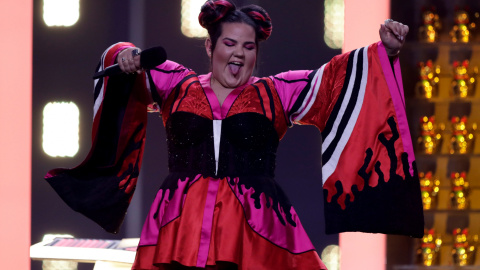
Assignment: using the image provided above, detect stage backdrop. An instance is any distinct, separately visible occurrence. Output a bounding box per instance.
[0,1,32,269]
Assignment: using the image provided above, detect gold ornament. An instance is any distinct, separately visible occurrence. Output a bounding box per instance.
[419,172,440,210]
[418,116,442,154]
[450,172,469,210]
[416,60,440,99]
[451,60,477,98]
[419,7,442,42]
[450,9,476,43]
[418,228,442,266]
[452,228,477,266]
[449,116,475,154]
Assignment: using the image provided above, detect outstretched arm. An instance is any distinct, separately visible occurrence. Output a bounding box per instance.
[273,24,423,237]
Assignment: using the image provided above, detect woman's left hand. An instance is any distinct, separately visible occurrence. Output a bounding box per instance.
[379,19,409,58]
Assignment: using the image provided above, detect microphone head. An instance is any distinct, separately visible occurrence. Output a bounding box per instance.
[140,46,167,69]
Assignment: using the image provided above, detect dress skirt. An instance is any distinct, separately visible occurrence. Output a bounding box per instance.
[132,176,326,270]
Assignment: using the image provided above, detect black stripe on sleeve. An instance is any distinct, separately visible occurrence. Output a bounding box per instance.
[169,87,181,116]
[272,76,309,84]
[259,79,276,124]
[321,48,364,165]
[320,50,356,139]
[169,73,198,115]
[252,84,267,116]
[288,69,318,122]
[152,67,188,74]
[175,80,198,112]
[146,70,162,107]
[94,62,103,101]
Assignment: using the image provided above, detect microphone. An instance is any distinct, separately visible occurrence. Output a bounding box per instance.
[93,46,167,79]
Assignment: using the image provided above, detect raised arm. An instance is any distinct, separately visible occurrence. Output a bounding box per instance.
[44,42,190,233]
[273,23,423,237]
[380,19,409,58]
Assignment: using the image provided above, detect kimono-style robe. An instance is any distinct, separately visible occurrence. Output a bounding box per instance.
[46,41,423,270]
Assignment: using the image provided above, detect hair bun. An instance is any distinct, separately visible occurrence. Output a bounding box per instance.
[241,5,272,41]
[199,0,236,29]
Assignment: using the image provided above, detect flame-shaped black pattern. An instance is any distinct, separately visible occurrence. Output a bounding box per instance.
[159,111,297,227]
[152,172,199,220]
[229,176,296,227]
[324,116,424,237]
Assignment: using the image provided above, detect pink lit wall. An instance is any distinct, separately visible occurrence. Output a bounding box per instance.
[340,0,389,269]
[343,0,390,52]
[0,1,32,269]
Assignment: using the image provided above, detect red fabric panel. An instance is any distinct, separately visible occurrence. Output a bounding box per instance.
[133,178,326,270]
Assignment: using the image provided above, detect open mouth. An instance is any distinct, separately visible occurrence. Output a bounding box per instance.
[228,62,243,75]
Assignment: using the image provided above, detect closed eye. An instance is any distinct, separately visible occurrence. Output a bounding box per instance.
[223,38,236,47]
[245,44,256,50]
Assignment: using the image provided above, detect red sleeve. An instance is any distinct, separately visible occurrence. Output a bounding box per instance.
[276,42,424,237]
[45,42,150,233]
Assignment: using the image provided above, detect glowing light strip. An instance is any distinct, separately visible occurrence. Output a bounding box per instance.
[43,0,79,27]
[42,102,80,157]
[181,0,208,38]
[324,0,344,49]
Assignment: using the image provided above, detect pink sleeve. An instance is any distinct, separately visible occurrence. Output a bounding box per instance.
[98,43,191,113]
[271,60,338,128]
[147,60,192,109]
[271,70,311,115]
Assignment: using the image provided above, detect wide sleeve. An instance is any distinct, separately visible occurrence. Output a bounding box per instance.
[274,42,424,238]
[44,42,182,233]
[145,60,193,113]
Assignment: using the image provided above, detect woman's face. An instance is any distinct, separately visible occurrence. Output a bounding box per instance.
[207,22,257,90]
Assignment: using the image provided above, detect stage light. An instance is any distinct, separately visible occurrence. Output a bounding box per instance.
[43,0,80,27]
[181,0,208,38]
[321,244,340,270]
[42,102,79,157]
[324,0,344,49]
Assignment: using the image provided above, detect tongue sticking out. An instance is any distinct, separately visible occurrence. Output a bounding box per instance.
[229,64,241,76]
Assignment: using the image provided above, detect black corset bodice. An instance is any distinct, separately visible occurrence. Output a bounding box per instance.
[166,111,279,178]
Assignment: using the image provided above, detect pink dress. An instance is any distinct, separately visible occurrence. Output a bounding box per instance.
[46,41,424,270]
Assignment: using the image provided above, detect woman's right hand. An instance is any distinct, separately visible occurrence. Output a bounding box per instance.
[117,47,143,74]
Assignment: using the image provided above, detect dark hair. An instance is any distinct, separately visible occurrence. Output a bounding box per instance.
[198,0,272,53]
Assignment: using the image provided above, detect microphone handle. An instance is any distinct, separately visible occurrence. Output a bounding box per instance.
[92,46,167,79]
[92,64,122,79]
